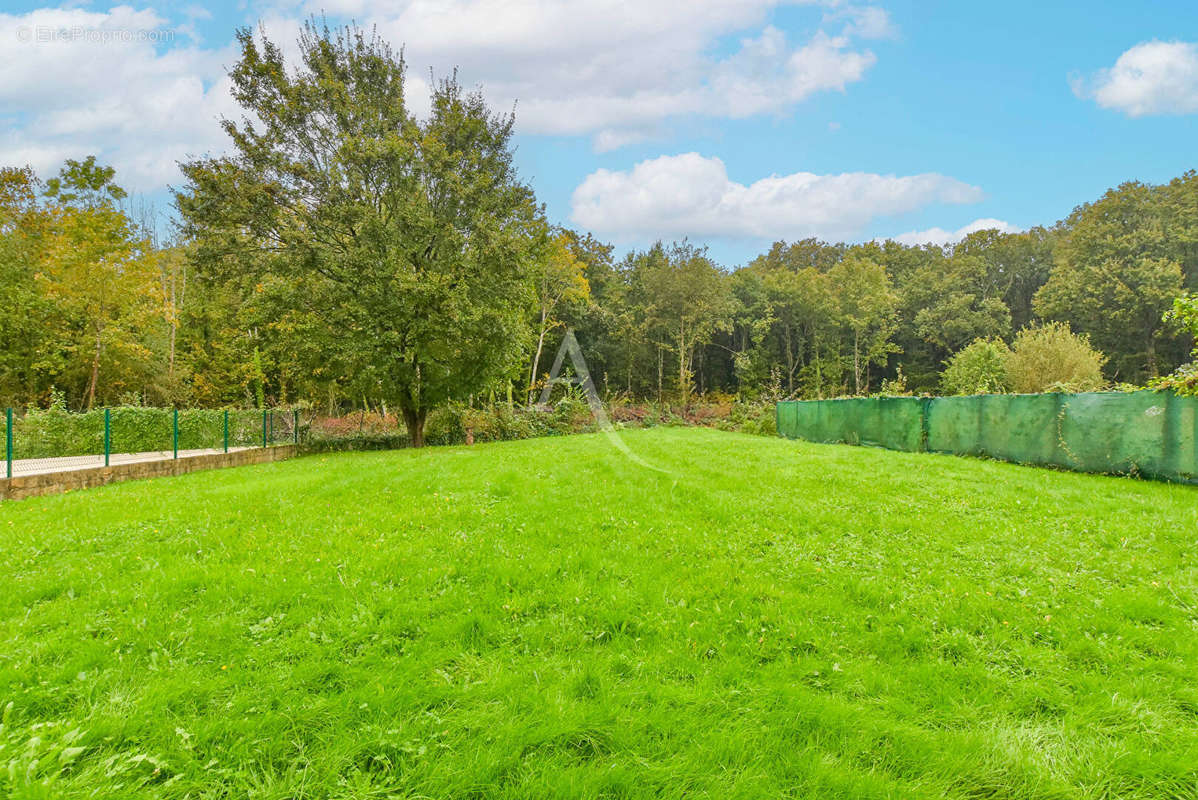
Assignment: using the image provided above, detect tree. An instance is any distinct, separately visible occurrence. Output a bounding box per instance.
[636,242,733,405]
[1004,323,1106,394]
[911,252,1012,354]
[39,160,157,409]
[953,226,1055,332]
[1036,182,1185,380]
[178,22,543,445]
[0,167,53,405]
[44,156,127,208]
[940,338,1011,395]
[861,240,950,391]
[1150,292,1198,395]
[828,255,897,395]
[731,261,838,397]
[1164,292,1198,350]
[527,231,590,404]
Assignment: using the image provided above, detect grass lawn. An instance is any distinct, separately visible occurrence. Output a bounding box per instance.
[2,427,1197,799]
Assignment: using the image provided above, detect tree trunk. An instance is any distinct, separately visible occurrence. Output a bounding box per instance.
[402,407,428,448]
[814,337,823,399]
[678,324,688,408]
[85,325,103,411]
[657,348,664,403]
[784,324,795,394]
[853,329,862,395]
[528,314,548,405]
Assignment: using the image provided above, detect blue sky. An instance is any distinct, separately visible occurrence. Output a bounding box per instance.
[2,0,1197,266]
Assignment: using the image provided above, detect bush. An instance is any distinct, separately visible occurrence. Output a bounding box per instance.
[1004,322,1106,393]
[301,433,408,453]
[1150,361,1198,396]
[1150,293,1198,396]
[9,406,282,459]
[730,400,777,436]
[941,338,1012,395]
[0,396,783,462]
[879,366,913,397]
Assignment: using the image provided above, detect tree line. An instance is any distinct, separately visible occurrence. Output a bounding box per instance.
[1,22,1196,444]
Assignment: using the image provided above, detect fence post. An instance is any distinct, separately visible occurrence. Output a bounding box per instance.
[173,408,179,459]
[919,397,932,452]
[223,410,229,453]
[262,410,267,448]
[293,409,299,445]
[104,408,110,467]
[5,408,12,479]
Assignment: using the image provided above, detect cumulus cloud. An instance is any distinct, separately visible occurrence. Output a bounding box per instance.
[0,1,890,193]
[302,0,882,148]
[0,7,237,191]
[1075,40,1198,116]
[571,152,984,241]
[886,218,1021,247]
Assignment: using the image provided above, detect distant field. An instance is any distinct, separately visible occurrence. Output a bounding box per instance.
[2,427,1197,799]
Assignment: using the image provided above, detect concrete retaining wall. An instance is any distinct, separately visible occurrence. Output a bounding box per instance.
[0,445,298,501]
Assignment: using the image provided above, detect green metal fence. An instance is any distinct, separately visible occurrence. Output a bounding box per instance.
[776,391,1198,485]
[2,407,301,479]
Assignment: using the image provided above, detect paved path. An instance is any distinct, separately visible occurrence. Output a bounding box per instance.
[7,447,255,477]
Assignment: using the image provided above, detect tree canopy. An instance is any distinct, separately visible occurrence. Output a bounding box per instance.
[177,22,544,444]
[3,26,1198,416]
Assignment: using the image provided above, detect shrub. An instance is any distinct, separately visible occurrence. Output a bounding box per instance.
[941,338,1012,395]
[879,366,913,396]
[1004,322,1106,394]
[1149,362,1198,396]
[10,406,278,459]
[1150,293,1198,396]
[731,400,777,436]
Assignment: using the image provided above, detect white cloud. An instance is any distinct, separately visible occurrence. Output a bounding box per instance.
[886,218,1021,247]
[1076,40,1198,116]
[0,1,888,194]
[825,5,898,40]
[313,0,880,148]
[571,152,984,241]
[0,7,238,191]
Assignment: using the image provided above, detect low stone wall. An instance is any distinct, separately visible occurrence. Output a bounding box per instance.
[0,445,298,501]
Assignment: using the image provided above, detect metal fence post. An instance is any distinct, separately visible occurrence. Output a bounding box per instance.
[103,408,110,467]
[223,410,229,453]
[262,410,267,448]
[173,408,179,459]
[5,408,12,479]
[293,409,299,445]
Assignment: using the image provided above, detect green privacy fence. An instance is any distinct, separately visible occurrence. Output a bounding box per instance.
[2,407,301,478]
[776,391,1198,485]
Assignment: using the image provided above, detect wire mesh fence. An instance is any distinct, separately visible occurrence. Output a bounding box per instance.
[776,390,1198,485]
[2,407,301,478]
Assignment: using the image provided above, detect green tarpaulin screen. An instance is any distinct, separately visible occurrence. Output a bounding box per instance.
[776,391,1198,485]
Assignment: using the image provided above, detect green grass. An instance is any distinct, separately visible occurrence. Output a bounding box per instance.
[2,427,1197,799]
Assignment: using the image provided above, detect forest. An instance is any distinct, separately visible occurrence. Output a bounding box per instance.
[2,25,1197,439]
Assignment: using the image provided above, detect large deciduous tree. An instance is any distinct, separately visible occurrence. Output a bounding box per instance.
[178,22,543,445]
[1036,182,1185,381]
